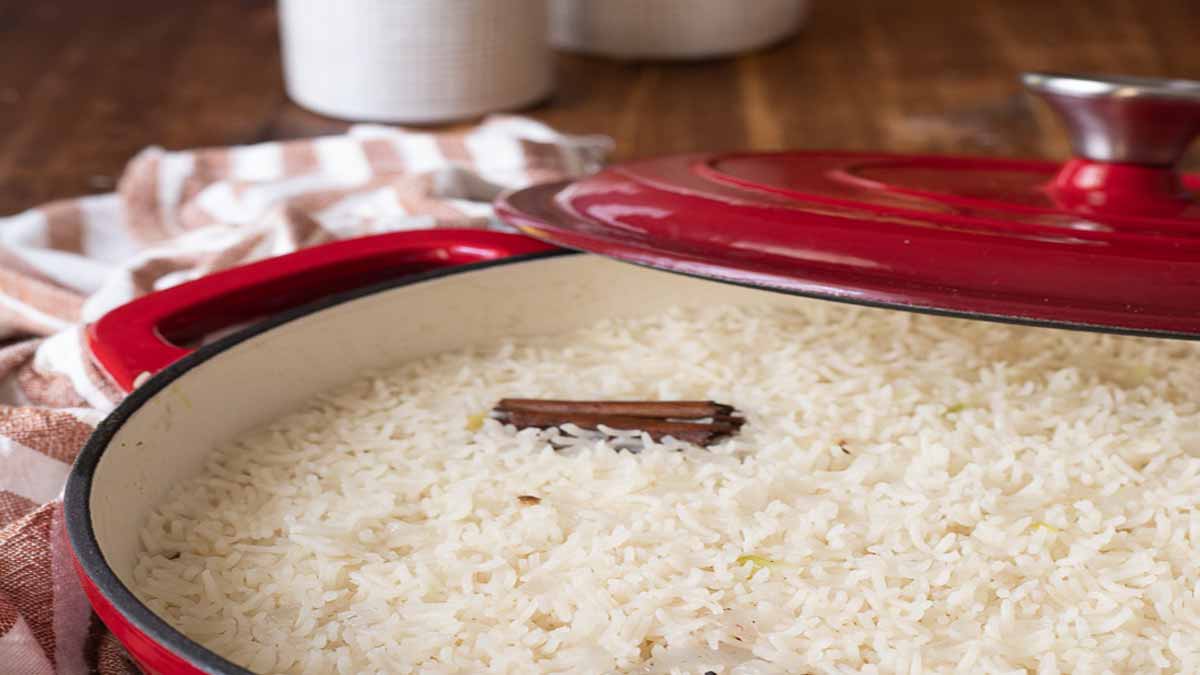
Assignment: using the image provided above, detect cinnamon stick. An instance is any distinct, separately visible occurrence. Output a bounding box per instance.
[491,398,744,448]
[507,410,738,433]
[504,411,735,446]
[496,399,735,419]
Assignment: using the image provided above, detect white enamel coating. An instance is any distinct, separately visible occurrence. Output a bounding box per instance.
[90,255,794,586]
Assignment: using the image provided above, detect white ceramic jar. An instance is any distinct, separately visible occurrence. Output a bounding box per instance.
[551,0,811,60]
[279,0,553,123]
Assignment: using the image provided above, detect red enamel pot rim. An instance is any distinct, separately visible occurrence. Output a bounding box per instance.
[64,229,566,674]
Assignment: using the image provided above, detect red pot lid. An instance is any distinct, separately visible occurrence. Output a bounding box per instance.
[498,73,1200,340]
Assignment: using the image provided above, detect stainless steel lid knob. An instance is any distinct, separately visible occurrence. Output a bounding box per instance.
[1023,72,1200,167]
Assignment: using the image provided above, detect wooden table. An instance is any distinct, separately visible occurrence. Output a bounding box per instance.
[1,0,1198,214]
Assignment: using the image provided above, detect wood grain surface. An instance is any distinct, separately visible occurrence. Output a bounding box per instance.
[1,0,1198,214]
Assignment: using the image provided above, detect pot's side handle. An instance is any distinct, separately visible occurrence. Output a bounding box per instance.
[87,229,556,393]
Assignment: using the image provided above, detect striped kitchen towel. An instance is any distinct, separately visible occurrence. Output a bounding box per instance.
[0,117,610,674]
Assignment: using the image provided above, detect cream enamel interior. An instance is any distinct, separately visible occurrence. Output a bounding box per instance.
[89,255,786,588]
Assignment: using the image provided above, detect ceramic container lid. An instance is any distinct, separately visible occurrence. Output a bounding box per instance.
[498,72,1200,340]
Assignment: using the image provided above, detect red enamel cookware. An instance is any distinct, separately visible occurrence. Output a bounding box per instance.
[66,72,1200,674]
[498,72,1200,340]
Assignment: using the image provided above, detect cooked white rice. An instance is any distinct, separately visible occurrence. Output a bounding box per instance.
[133,302,1200,674]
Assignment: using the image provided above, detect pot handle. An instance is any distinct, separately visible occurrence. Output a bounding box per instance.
[1023,72,1200,215]
[1023,72,1200,166]
[87,229,556,393]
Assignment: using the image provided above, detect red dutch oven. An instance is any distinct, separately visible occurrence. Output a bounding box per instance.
[65,72,1200,674]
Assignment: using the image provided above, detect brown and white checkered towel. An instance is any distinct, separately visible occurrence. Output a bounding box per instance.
[0,117,610,675]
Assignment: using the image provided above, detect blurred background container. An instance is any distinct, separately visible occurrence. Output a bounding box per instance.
[550,0,812,60]
[9,0,1198,214]
[279,0,553,123]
